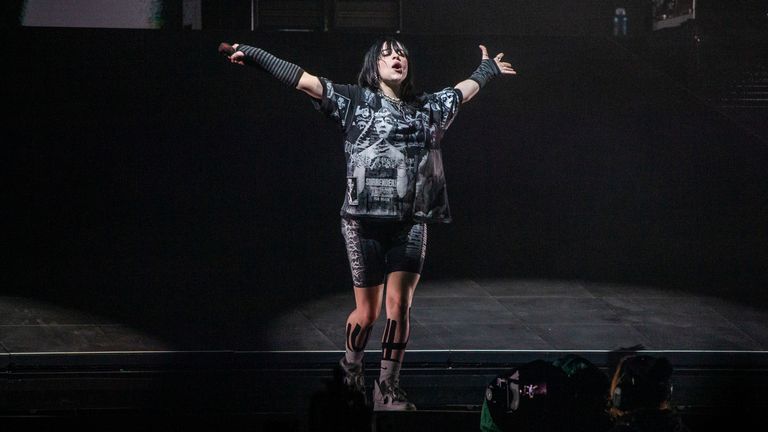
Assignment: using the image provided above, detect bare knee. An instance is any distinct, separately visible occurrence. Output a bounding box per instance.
[385,296,410,320]
[350,306,380,326]
[350,285,383,326]
[385,272,418,319]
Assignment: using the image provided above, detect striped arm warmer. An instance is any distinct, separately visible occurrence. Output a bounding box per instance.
[468,58,502,89]
[236,44,304,88]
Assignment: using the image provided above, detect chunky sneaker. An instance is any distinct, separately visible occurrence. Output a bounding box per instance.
[339,357,367,402]
[373,378,416,411]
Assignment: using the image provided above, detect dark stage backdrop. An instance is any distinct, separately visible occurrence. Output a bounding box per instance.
[5,27,766,347]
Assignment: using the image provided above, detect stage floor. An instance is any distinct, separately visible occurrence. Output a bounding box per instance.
[262,278,768,353]
[2,278,767,356]
[2,279,767,430]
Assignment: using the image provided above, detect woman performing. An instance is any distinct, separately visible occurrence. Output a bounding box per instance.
[222,37,516,411]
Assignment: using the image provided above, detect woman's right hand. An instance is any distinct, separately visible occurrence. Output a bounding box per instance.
[228,43,246,65]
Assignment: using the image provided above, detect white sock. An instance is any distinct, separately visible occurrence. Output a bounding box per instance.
[379,359,401,384]
[345,349,364,366]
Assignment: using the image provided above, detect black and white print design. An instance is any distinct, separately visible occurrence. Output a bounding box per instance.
[315,78,460,222]
[340,218,366,286]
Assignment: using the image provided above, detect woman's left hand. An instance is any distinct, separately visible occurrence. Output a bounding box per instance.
[479,45,517,75]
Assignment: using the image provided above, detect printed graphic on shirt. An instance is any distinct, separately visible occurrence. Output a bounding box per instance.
[348,106,409,216]
[346,177,359,205]
[320,80,353,128]
[314,78,460,221]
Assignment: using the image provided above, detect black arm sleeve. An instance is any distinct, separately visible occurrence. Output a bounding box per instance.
[236,44,304,88]
[468,58,502,89]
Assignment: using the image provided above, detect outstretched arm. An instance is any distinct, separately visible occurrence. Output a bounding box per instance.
[222,42,323,99]
[454,45,516,104]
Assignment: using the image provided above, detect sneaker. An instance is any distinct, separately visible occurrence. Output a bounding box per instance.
[339,357,367,401]
[373,378,416,411]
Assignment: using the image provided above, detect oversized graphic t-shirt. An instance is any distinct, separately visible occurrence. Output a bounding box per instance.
[314,78,461,223]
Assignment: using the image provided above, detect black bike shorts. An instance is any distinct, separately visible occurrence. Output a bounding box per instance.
[341,217,427,288]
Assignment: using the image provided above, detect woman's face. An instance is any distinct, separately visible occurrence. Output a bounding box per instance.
[377,41,408,85]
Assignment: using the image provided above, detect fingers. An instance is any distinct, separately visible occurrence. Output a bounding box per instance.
[220,42,245,65]
[229,51,245,65]
[479,45,489,59]
[500,62,517,74]
[480,44,510,67]
[495,59,517,75]
[480,44,517,75]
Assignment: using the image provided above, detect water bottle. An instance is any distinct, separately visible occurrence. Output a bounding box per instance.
[613,7,628,37]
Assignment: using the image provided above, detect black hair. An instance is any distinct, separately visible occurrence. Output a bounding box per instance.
[358,37,415,102]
